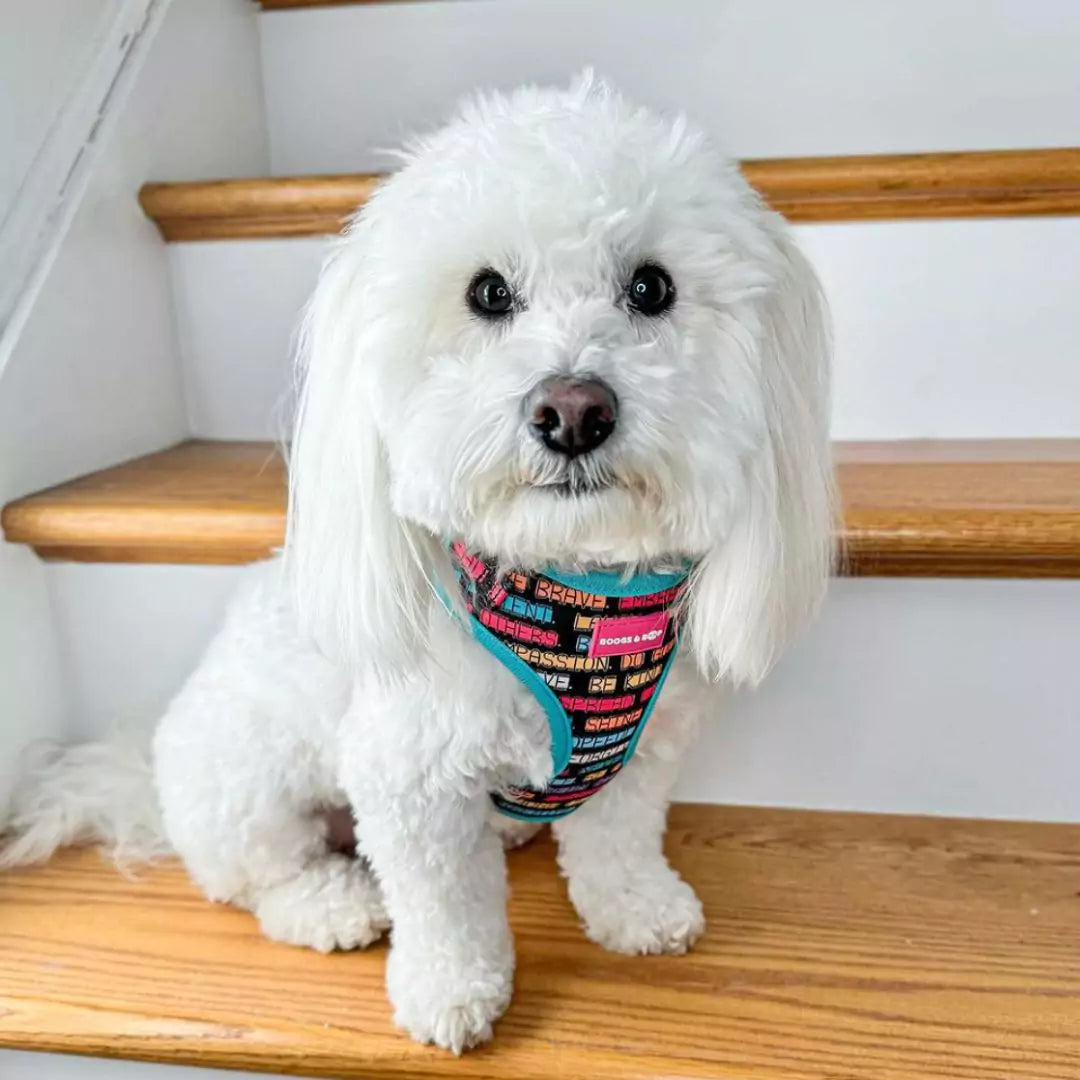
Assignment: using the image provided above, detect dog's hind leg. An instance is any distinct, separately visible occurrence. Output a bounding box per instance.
[153,561,388,953]
[155,692,390,954]
[156,691,389,952]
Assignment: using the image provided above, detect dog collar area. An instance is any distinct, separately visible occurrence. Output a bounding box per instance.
[448,542,691,822]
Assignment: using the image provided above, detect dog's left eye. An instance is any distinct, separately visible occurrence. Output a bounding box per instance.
[468,270,514,318]
[627,264,675,316]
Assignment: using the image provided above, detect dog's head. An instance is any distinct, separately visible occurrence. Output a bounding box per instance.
[287,77,834,687]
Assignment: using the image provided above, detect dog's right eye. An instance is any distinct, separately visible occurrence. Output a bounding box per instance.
[468,270,514,318]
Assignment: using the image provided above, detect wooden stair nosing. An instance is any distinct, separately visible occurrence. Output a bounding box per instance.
[3,803,1080,1078]
[0,441,284,567]
[4,439,1080,576]
[138,147,1080,240]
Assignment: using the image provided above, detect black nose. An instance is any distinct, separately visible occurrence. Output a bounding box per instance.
[528,376,618,458]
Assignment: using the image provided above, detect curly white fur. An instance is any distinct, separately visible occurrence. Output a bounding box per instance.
[1,76,833,1053]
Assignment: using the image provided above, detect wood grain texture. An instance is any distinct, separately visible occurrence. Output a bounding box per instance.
[2,804,1080,1079]
[138,148,1080,240]
[138,174,382,241]
[749,147,1080,223]
[5,439,1080,576]
[0,441,286,565]
[838,441,1080,576]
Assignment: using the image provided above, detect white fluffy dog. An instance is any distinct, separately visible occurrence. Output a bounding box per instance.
[3,77,833,1053]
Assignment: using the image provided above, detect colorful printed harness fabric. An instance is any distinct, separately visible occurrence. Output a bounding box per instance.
[449,542,690,822]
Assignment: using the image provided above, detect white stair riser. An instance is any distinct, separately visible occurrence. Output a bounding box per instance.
[258,0,1080,175]
[169,238,321,441]
[169,217,1080,441]
[46,562,1080,823]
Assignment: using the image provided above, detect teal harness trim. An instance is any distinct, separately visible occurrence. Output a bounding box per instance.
[541,563,694,597]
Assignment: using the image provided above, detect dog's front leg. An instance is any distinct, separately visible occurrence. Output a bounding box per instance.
[344,713,513,1053]
[552,673,707,955]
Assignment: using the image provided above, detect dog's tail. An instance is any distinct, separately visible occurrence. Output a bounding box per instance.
[0,736,170,870]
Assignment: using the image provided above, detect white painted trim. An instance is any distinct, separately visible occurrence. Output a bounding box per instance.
[0,0,173,380]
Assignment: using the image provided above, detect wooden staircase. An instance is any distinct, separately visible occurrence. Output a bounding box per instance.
[3,804,1079,1079]
[4,2,1080,1074]
[8,146,1080,576]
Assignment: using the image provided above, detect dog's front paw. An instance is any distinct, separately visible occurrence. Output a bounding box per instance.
[569,865,705,956]
[386,942,513,1053]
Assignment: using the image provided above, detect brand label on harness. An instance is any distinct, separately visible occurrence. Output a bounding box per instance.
[588,612,671,658]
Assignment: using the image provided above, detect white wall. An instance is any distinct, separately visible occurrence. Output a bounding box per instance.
[169,216,1080,443]
[0,0,269,498]
[0,0,270,814]
[809,217,1080,440]
[44,561,1080,824]
[162,0,1080,442]
[260,0,1080,175]
[0,0,115,226]
[170,238,327,440]
[681,578,1080,822]
[0,547,69,822]
[47,563,241,741]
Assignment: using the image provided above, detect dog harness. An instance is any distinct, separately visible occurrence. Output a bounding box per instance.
[449,542,690,822]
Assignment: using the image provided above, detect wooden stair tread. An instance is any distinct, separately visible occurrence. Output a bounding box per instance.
[2,804,1079,1078]
[4,439,1080,575]
[138,148,1080,240]
[838,440,1080,575]
[0,441,286,565]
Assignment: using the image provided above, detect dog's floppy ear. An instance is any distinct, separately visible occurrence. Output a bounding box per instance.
[687,228,836,686]
[285,224,440,678]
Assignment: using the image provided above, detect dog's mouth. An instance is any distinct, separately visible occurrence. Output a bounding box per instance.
[529,463,614,498]
[548,476,612,498]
